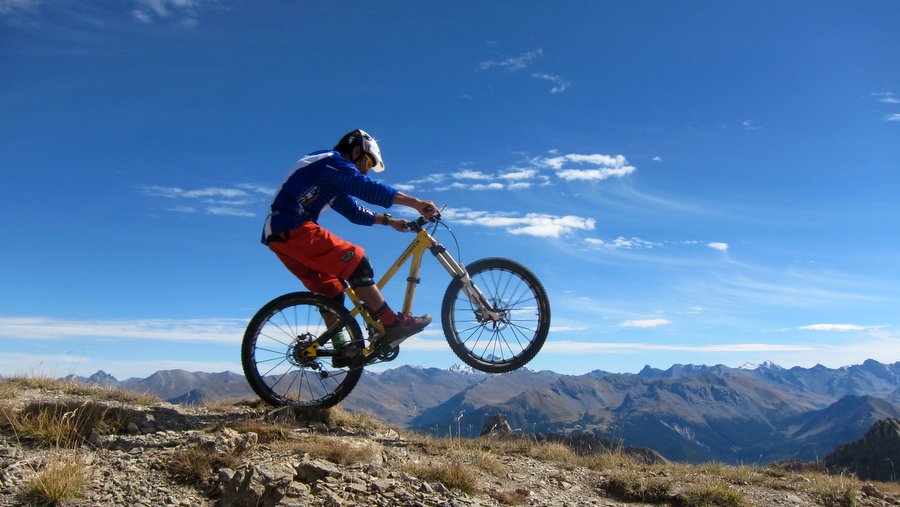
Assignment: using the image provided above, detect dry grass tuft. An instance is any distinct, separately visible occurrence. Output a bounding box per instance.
[401,460,477,494]
[802,472,860,507]
[286,435,378,465]
[678,480,747,507]
[215,418,292,444]
[486,487,530,505]
[19,453,89,506]
[602,467,673,504]
[169,445,241,485]
[326,406,386,432]
[1,401,125,448]
[0,376,159,406]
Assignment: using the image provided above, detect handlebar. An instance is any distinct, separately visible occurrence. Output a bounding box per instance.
[406,208,442,232]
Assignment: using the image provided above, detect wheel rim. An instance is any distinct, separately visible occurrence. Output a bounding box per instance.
[453,267,544,365]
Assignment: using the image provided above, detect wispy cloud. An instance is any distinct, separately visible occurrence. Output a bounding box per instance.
[586,237,660,250]
[0,0,41,15]
[131,0,206,26]
[871,91,900,104]
[141,183,273,217]
[885,114,900,122]
[707,242,729,251]
[478,49,543,71]
[709,273,879,309]
[0,352,242,379]
[742,120,764,131]
[798,323,888,332]
[535,153,636,181]
[0,316,245,343]
[543,340,814,354]
[401,152,635,192]
[478,49,571,94]
[444,207,595,238]
[452,170,493,181]
[531,73,570,93]
[620,318,672,328]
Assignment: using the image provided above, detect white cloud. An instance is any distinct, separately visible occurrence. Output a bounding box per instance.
[885,114,900,122]
[707,242,729,251]
[549,325,589,333]
[470,183,505,191]
[453,170,492,180]
[543,340,814,354]
[0,353,242,380]
[411,151,636,191]
[427,168,537,191]
[799,323,886,332]
[131,9,153,23]
[531,73,570,93]
[131,0,202,25]
[620,319,672,328]
[557,167,636,181]
[652,156,662,161]
[478,49,543,71]
[871,92,900,104]
[445,208,595,238]
[143,185,246,199]
[166,205,198,213]
[142,183,269,217]
[0,0,40,14]
[540,154,627,170]
[586,237,659,250]
[0,316,245,343]
[536,153,636,182]
[500,169,537,180]
[742,120,763,131]
[207,206,256,217]
[409,173,448,185]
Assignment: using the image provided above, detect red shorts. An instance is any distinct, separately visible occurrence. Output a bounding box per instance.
[267,222,364,298]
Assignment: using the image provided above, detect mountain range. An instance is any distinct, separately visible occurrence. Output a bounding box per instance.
[50,358,900,464]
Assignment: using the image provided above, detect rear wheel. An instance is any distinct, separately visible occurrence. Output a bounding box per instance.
[441,258,550,373]
[242,292,363,408]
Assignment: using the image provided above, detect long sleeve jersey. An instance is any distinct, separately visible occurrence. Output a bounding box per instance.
[261,150,398,244]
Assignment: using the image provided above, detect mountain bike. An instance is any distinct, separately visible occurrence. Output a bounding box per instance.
[241,212,551,408]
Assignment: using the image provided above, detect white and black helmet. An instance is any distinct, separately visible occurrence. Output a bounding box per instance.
[334,129,385,172]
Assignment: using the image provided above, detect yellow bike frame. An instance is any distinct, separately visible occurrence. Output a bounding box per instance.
[340,222,492,357]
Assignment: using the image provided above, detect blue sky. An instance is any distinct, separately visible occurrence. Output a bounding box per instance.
[2,1,898,380]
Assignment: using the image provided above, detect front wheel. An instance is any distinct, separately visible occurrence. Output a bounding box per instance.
[441,258,550,373]
[241,292,363,408]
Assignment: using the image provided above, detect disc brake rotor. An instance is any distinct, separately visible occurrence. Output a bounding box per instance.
[289,334,320,368]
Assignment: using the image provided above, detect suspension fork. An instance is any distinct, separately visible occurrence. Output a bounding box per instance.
[427,235,505,321]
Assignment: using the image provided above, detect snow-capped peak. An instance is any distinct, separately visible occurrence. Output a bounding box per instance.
[448,364,475,374]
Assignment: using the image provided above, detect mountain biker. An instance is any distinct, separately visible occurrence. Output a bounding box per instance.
[262,129,437,364]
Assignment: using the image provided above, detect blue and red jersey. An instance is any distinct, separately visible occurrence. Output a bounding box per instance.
[262,150,398,244]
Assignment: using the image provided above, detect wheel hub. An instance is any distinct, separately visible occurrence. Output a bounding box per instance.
[289,334,319,367]
[475,299,510,329]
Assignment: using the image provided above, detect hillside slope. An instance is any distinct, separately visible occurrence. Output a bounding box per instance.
[2,378,899,506]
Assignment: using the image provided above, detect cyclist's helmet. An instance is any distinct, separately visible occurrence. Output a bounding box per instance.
[334,129,385,173]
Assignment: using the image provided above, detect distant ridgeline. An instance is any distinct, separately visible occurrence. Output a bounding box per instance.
[63,359,900,465]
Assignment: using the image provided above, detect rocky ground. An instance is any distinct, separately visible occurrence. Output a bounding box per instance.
[1,378,899,507]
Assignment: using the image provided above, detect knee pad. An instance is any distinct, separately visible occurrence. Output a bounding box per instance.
[347,256,375,288]
[329,293,346,307]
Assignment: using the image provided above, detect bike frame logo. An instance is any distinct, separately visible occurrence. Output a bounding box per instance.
[397,238,421,265]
